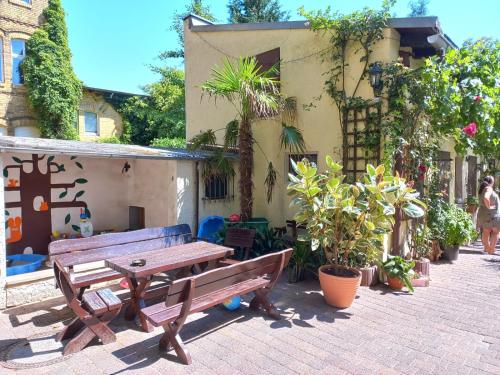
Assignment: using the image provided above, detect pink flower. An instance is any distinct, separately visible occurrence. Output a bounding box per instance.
[474,96,481,102]
[463,122,477,137]
[418,165,427,173]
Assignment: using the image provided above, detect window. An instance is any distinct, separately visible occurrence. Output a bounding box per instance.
[0,39,3,82]
[11,39,25,85]
[22,0,31,4]
[204,175,231,200]
[288,153,318,177]
[84,112,98,135]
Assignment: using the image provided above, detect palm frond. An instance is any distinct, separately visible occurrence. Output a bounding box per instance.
[187,129,217,151]
[264,161,278,203]
[280,123,306,154]
[224,120,239,149]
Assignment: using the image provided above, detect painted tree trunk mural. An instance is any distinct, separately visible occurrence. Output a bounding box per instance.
[4,154,88,255]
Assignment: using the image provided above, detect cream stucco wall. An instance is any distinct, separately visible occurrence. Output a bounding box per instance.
[185,20,406,226]
[78,91,124,141]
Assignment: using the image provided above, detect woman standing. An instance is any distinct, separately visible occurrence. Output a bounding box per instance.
[477,176,500,254]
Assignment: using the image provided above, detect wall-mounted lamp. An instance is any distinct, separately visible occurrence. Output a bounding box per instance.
[368,62,383,97]
[122,161,131,174]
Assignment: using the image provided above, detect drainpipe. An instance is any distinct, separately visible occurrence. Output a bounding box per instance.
[194,161,200,237]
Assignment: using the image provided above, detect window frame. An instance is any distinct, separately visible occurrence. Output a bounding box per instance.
[84,111,99,136]
[11,39,26,85]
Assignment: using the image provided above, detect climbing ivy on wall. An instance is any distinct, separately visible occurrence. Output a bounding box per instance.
[299,1,395,131]
[22,0,82,140]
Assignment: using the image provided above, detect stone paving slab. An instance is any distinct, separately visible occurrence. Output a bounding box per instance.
[0,244,499,374]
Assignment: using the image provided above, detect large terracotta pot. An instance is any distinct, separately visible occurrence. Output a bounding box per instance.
[359,265,378,287]
[318,265,361,308]
[387,276,405,290]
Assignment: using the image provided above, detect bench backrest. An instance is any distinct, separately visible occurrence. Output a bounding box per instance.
[163,248,292,308]
[49,224,192,266]
[223,227,255,249]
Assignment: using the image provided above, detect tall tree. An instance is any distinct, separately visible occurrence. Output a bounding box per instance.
[228,0,290,23]
[407,0,430,16]
[119,67,186,146]
[161,0,216,60]
[191,57,304,221]
[22,0,82,140]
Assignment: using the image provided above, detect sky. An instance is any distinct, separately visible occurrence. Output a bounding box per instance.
[62,0,500,95]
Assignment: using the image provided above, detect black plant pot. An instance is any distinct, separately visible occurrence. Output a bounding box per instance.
[443,245,460,261]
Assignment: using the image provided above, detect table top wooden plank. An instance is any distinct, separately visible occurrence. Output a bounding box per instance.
[105,241,234,279]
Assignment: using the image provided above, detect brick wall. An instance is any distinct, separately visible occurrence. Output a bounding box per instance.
[0,0,123,139]
[0,0,48,135]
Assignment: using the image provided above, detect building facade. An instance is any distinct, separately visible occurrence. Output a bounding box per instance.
[0,0,126,139]
[184,15,479,230]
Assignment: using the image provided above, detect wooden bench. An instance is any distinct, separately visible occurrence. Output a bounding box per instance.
[54,262,122,355]
[49,224,193,293]
[141,248,292,365]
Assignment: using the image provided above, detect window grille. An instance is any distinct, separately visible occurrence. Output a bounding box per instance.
[204,175,234,201]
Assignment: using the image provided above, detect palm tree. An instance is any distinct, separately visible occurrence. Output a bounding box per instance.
[191,57,305,221]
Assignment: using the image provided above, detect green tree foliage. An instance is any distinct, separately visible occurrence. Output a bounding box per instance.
[161,0,216,59]
[407,0,430,17]
[424,39,500,159]
[228,0,290,23]
[22,0,82,140]
[119,67,185,146]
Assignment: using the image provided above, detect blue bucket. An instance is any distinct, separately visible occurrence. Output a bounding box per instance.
[6,254,46,276]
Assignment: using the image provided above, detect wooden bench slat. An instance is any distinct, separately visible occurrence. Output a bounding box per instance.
[97,289,122,311]
[72,269,123,288]
[82,291,108,315]
[55,236,190,267]
[49,225,192,255]
[143,277,269,326]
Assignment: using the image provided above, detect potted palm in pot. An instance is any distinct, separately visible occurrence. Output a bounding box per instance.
[288,157,425,308]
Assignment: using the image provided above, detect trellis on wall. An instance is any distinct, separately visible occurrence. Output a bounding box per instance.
[342,104,381,182]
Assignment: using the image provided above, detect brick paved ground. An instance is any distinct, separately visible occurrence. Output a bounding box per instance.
[1,244,499,375]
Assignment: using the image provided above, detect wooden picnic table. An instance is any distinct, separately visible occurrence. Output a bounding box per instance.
[105,241,234,332]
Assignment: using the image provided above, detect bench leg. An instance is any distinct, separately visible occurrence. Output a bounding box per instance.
[250,288,281,320]
[63,326,96,356]
[62,310,119,354]
[159,323,192,365]
[125,277,154,333]
[57,317,85,342]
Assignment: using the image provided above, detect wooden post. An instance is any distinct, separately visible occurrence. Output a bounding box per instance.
[0,156,6,308]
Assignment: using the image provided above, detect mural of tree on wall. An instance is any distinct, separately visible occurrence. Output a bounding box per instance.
[4,154,88,255]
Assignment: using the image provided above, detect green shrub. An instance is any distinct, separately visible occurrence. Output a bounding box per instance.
[150,137,186,149]
[97,136,122,144]
[381,256,415,292]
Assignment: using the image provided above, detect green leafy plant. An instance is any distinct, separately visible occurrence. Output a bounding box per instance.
[466,195,479,206]
[288,239,314,283]
[381,256,415,292]
[288,156,425,271]
[22,0,82,139]
[424,38,500,159]
[150,137,187,149]
[409,221,432,259]
[253,227,286,256]
[440,204,476,247]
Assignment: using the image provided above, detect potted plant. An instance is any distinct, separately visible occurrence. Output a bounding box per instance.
[287,239,313,283]
[466,195,479,214]
[440,204,476,261]
[288,156,425,308]
[381,256,415,292]
[409,221,432,277]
